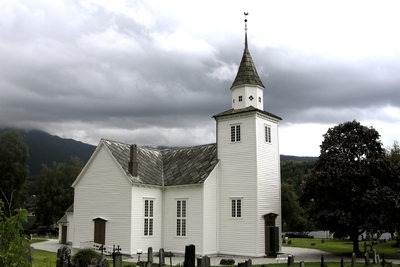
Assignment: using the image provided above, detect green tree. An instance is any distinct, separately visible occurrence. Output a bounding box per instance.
[35,157,83,226]
[0,130,29,216]
[0,200,30,267]
[281,182,312,234]
[386,141,400,246]
[299,120,400,254]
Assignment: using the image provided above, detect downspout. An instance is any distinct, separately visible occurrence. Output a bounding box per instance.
[161,154,165,249]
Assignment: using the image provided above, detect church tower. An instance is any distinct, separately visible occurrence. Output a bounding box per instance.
[213,14,282,257]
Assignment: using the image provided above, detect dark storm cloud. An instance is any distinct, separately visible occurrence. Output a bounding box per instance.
[1,0,399,155]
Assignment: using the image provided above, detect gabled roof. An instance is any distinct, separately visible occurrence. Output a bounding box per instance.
[230,32,264,89]
[213,106,282,121]
[102,139,218,187]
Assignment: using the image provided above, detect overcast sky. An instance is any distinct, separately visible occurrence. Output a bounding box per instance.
[1,0,399,156]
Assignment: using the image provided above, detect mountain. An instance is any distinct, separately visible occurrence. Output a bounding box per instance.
[0,129,96,177]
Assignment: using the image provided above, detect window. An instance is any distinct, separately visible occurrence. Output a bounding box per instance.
[238,95,243,102]
[265,125,271,143]
[231,198,242,218]
[144,199,153,236]
[176,200,187,236]
[258,97,261,103]
[230,125,241,142]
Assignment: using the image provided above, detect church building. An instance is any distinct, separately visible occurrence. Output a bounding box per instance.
[58,20,282,257]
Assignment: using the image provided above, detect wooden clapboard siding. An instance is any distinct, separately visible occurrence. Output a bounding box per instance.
[66,211,74,244]
[217,113,259,256]
[130,186,162,255]
[72,144,132,254]
[163,185,204,254]
[202,167,218,255]
[255,114,281,255]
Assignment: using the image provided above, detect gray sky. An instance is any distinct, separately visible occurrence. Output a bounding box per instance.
[1,0,399,156]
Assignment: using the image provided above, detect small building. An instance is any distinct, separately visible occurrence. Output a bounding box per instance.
[59,25,282,257]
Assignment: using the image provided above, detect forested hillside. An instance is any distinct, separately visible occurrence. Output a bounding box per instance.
[0,129,96,177]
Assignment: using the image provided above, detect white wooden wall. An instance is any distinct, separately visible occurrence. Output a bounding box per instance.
[255,114,282,255]
[216,113,259,256]
[162,185,204,254]
[72,144,133,255]
[130,186,162,255]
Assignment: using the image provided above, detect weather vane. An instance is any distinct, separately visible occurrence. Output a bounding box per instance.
[244,12,248,32]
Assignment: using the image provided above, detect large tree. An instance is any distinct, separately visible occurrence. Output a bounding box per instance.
[35,157,83,226]
[0,130,29,216]
[299,120,400,254]
[282,182,312,234]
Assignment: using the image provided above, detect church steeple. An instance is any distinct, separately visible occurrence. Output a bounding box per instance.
[230,31,264,89]
[230,13,265,110]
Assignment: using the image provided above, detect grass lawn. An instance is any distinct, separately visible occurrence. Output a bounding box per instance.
[283,238,400,259]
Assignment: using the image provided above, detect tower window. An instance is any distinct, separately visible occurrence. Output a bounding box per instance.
[230,125,241,142]
[265,125,271,143]
[231,198,242,218]
[259,97,261,103]
[238,96,243,102]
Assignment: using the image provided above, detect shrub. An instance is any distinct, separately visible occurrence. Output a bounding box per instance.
[72,248,102,267]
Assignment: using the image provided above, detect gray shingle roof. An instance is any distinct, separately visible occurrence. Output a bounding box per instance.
[230,32,264,89]
[102,139,218,187]
[213,106,282,121]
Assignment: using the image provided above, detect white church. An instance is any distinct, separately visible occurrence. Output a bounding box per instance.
[58,23,282,257]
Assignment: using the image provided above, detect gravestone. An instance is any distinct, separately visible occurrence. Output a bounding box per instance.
[300,261,305,267]
[373,249,377,264]
[159,248,165,267]
[113,245,122,267]
[238,259,252,267]
[320,255,324,267]
[147,247,153,267]
[364,252,370,266]
[56,245,71,267]
[351,253,356,267]
[184,244,196,267]
[201,255,210,267]
[287,255,294,267]
[25,245,33,265]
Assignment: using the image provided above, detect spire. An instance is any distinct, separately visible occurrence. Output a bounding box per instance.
[230,13,264,89]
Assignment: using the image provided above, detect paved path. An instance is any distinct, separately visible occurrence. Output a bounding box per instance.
[31,239,399,265]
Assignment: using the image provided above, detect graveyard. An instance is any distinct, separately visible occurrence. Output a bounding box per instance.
[29,237,400,267]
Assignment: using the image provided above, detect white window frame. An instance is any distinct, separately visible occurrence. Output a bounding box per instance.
[143,199,154,236]
[265,125,271,143]
[230,124,241,143]
[231,198,242,218]
[176,199,187,237]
